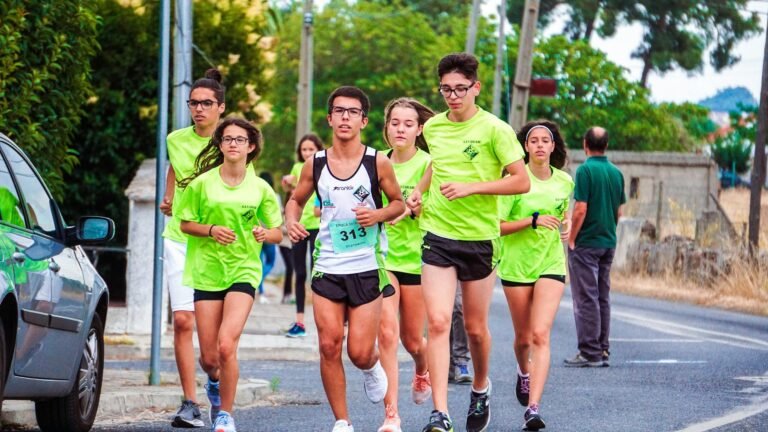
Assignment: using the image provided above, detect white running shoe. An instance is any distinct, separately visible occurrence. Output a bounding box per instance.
[332,419,355,432]
[362,360,388,403]
[411,371,432,405]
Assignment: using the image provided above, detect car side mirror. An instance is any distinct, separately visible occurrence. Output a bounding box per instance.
[77,217,115,243]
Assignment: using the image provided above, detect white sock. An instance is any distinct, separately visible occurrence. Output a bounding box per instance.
[472,382,489,394]
[517,364,529,377]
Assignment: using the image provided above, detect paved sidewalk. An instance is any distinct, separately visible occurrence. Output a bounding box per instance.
[1,281,319,429]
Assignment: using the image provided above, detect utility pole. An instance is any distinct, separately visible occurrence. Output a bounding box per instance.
[748,15,768,255]
[173,0,193,130]
[295,0,314,141]
[150,0,171,386]
[509,0,539,130]
[492,0,507,117]
[465,0,483,54]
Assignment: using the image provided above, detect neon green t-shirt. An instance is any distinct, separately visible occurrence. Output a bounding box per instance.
[163,126,211,243]
[177,167,283,291]
[498,165,574,283]
[420,107,525,241]
[384,149,430,275]
[290,161,320,230]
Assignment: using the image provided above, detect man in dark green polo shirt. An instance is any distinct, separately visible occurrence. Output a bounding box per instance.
[565,127,626,368]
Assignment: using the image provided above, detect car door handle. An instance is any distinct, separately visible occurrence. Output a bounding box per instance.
[12,252,26,264]
[49,260,61,273]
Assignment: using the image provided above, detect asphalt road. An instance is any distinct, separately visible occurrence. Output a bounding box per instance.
[88,286,768,431]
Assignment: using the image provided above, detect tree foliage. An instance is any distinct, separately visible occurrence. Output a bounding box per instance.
[508,0,762,87]
[710,105,757,174]
[64,0,275,245]
[0,0,100,198]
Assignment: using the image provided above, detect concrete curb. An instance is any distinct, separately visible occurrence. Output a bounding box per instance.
[0,371,272,429]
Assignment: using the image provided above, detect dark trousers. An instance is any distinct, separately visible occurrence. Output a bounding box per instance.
[279,246,294,297]
[292,229,318,314]
[568,246,615,361]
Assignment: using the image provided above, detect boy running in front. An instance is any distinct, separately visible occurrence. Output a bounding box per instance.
[286,86,405,432]
[407,53,530,432]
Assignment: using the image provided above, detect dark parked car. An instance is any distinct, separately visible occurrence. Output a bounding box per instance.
[0,133,114,432]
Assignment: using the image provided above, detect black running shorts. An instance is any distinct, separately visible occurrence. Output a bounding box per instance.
[311,269,383,307]
[421,231,498,282]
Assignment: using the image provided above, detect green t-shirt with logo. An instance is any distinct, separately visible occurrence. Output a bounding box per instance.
[290,161,320,230]
[384,149,430,275]
[420,107,525,241]
[498,165,574,283]
[163,126,211,243]
[573,156,626,248]
[177,167,283,291]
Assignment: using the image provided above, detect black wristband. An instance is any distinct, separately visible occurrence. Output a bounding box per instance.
[208,224,215,237]
[531,212,539,229]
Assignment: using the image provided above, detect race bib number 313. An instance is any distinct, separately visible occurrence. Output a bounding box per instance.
[329,218,377,253]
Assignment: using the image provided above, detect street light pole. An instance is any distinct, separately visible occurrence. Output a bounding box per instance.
[509,0,539,130]
[748,15,768,255]
[173,0,193,130]
[295,0,314,141]
[150,0,171,386]
[465,0,483,54]
[492,0,507,117]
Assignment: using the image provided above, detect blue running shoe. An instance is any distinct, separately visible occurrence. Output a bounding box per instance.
[213,410,236,432]
[286,322,307,338]
[205,377,221,425]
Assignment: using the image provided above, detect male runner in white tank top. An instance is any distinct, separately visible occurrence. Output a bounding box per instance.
[286,86,405,432]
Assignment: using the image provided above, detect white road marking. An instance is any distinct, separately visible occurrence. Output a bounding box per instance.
[611,338,704,343]
[676,396,768,432]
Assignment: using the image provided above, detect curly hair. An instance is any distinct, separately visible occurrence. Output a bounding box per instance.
[178,117,262,188]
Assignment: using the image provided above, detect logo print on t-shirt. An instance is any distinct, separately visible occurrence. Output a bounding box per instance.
[463,144,479,160]
[353,185,370,202]
[242,209,255,223]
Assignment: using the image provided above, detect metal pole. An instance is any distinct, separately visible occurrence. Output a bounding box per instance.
[465,0,483,54]
[295,0,314,141]
[173,0,193,130]
[492,0,507,117]
[749,14,768,255]
[150,0,171,386]
[656,181,664,238]
[509,0,539,130]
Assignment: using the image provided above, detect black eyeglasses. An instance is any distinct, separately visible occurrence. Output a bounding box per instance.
[330,106,365,118]
[438,81,476,98]
[221,136,249,146]
[187,99,217,110]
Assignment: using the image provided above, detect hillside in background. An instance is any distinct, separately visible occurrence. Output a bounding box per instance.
[699,86,758,112]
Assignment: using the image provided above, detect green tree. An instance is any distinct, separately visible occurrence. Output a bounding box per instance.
[0,0,100,197]
[709,104,756,175]
[509,1,762,88]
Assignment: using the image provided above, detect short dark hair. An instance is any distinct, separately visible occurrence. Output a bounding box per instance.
[191,68,225,103]
[327,86,370,117]
[296,133,324,162]
[584,127,609,152]
[437,53,479,81]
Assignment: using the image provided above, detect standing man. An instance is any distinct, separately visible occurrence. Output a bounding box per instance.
[407,53,529,432]
[286,86,405,432]
[565,127,626,368]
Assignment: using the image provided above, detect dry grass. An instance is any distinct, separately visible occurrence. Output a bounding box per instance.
[613,257,768,316]
[718,188,768,249]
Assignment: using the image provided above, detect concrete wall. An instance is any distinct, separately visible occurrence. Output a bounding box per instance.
[117,158,169,335]
[567,151,719,237]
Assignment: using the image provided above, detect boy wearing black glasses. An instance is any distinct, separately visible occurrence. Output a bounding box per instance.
[407,53,530,432]
[286,86,405,432]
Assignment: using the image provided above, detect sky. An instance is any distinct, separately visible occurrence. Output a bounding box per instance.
[508,1,768,104]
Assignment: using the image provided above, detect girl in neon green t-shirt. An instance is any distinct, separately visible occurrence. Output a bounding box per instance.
[377,98,435,432]
[498,120,574,431]
[178,118,283,432]
[281,133,324,338]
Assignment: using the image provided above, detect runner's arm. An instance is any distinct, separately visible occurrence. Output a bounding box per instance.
[160,164,175,215]
[355,154,405,227]
[439,159,530,200]
[285,161,314,241]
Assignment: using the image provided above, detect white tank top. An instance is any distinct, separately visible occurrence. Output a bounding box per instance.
[312,146,387,274]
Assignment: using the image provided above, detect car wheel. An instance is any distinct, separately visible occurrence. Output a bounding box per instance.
[0,318,7,415]
[35,314,103,432]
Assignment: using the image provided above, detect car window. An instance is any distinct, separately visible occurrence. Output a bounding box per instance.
[0,143,57,233]
[0,152,26,228]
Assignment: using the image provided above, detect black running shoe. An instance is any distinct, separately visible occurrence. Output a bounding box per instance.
[516,372,530,406]
[523,405,545,431]
[466,379,491,432]
[422,410,453,432]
